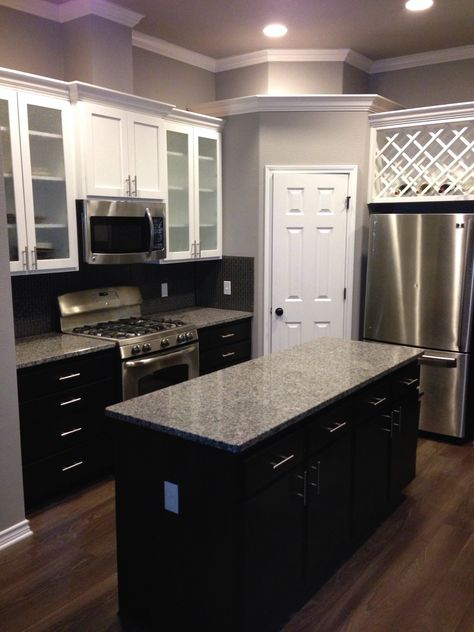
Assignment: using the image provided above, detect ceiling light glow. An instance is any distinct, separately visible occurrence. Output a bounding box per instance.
[263,23,288,38]
[405,0,434,11]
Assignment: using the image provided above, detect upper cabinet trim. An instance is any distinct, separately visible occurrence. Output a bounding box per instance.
[192,95,404,118]
[369,101,474,127]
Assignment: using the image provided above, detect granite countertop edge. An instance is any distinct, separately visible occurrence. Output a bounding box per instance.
[106,341,423,454]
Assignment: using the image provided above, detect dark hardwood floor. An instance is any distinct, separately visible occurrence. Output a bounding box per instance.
[1,438,473,632]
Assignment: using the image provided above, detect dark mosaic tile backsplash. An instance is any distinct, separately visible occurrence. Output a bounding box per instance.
[12,256,254,338]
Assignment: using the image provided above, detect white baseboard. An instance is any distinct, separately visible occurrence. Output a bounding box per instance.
[0,519,32,551]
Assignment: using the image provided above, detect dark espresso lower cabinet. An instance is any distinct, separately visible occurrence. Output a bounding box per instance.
[113,360,420,632]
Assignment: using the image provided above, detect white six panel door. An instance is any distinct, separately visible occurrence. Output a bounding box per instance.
[271,172,349,353]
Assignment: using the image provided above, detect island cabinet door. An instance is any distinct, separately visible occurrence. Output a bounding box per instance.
[242,464,306,632]
[352,380,392,544]
[305,430,352,590]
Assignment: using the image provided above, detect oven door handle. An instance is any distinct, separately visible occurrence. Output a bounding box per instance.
[145,207,154,255]
[124,344,198,368]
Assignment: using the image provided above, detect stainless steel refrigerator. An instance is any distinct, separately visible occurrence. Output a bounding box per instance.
[364,212,474,439]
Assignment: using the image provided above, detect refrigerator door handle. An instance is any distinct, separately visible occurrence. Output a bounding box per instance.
[419,354,457,367]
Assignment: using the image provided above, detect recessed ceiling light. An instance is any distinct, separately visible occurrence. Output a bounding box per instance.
[263,23,288,38]
[405,0,434,11]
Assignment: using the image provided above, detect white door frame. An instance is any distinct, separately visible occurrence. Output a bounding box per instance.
[263,165,358,356]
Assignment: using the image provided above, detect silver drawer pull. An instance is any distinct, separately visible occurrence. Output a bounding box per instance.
[60,397,82,407]
[61,461,83,472]
[270,454,295,470]
[58,372,81,381]
[60,427,83,437]
[323,420,347,433]
[220,333,235,339]
[368,396,387,407]
[222,352,236,358]
[401,377,418,386]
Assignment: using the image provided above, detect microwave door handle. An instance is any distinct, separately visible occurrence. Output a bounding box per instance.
[145,208,154,254]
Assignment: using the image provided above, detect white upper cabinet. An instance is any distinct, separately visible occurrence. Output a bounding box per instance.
[78,103,166,199]
[2,87,77,274]
[165,121,222,261]
[369,103,474,202]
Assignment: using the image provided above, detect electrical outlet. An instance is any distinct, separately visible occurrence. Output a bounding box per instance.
[161,282,168,298]
[223,280,231,295]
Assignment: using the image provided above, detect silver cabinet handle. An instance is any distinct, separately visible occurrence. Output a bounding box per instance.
[296,470,307,504]
[31,247,37,269]
[60,397,82,407]
[126,175,131,196]
[368,396,387,407]
[133,175,138,196]
[62,461,83,472]
[196,242,201,257]
[58,372,81,381]
[22,247,29,270]
[309,461,321,494]
[400,377,418,386]
[420,354,457,367]
[222,351,236,358]
[323,420,347,433]
[270,453,295,470]
[220,333,235,339]
[60,427,83,437]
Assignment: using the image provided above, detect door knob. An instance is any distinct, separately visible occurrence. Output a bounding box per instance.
[275,307,284,316]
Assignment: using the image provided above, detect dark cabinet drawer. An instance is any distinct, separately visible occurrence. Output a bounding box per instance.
[307,401,352,454]
[23,439,111,509]
[355,377,392,420]
[243,429,304,498]
[199,319,251,351]
[200,340,251,373]
[391,361,420,399]
[17,350,118,401]
[19,378,116,464]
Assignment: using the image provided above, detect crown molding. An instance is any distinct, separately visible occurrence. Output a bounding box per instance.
[192,94,403,118]
[0,65,69,97]
[69,80,175,115]
[0,0,143,27]
[370,44,474,74]
[132,32,216,72]
[167,107,224,130]
[369,101,474,127]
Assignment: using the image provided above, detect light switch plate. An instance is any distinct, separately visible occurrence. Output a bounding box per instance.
[161,282,168,298]
[223,280,231,295]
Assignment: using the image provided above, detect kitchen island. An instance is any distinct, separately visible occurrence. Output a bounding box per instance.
[106,338,422,632]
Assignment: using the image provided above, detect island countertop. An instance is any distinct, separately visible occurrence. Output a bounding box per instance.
[106,338,422,453]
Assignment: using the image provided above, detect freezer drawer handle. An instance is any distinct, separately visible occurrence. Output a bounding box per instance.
[420,355,457,367]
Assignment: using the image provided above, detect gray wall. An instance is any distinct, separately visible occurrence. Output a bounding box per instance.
[63,15,134,93]
[133,49,215,108]
[0,6,64,79]
[216,65,269,100]
[0,146,26,535]
[369,59,474,108]
[222,111,371,356]
[268,62,344,94]
[343,64,370,94]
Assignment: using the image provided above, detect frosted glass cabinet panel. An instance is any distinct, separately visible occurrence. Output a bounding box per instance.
[3,91,77,273]
[164,122,221,261]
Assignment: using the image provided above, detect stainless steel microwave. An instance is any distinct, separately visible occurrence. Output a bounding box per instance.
[80,198,166,264]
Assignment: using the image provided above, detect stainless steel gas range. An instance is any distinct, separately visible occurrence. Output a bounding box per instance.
[58,286,199,400]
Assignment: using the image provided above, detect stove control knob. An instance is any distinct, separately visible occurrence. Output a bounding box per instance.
[161,338,170,348]
[177,333,186,343]
[131,345,141,355]
[186,331,194,341]
[142,343,152,353]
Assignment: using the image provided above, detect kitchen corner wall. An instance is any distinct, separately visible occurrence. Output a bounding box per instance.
[11,256,254,338]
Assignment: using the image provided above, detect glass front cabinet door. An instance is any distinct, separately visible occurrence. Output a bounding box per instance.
[1,89,77,273]
[165,123,221,261]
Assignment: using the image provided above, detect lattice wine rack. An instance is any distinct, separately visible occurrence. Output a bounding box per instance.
[371,120,474,201]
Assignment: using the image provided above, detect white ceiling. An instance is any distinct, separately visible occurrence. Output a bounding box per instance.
[42,0,474,62]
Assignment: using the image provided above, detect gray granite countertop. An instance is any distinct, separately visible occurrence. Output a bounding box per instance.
[106,338,422,453]
[147,307,253,329]
[16,334,116,370]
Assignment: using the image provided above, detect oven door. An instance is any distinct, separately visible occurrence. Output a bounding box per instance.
[121,343,199,400]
